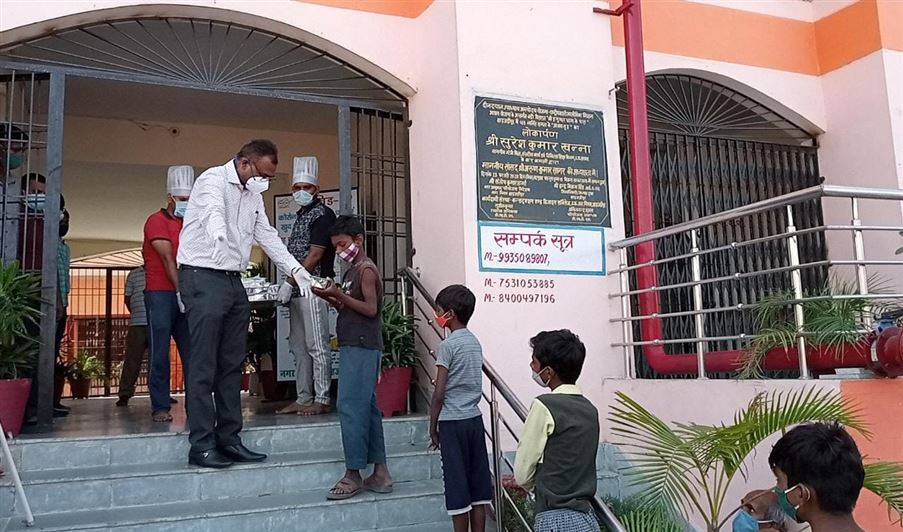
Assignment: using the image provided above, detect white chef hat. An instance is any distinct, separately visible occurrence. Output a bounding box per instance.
[167,165,195,197]
[292,156,319,186]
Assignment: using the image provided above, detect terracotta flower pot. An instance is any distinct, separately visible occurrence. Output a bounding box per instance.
[376,366,413,418]
[70,377,92,399]
[241,373,251,392]
[0,378,32,436]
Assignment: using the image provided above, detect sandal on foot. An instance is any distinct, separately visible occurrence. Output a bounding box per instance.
[363,477,394,494]
[152,410,173,423]
[326,477,363,500]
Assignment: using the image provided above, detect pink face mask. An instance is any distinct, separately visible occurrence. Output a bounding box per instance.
[338,242,360,263]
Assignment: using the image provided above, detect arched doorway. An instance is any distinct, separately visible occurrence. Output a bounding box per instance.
[616,74,827,378]
[0,10,412,424]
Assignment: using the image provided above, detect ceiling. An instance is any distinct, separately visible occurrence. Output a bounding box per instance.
[65,76,339,135]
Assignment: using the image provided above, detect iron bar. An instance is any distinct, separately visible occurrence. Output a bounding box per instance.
[851,199,871,321]
[691,230,707,378]
[785,206,809,379]
[489,386,505,529]
[618,248,636,378]
[0,423,34,527]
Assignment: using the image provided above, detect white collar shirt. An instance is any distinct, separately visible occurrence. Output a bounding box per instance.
[177,160,301,275]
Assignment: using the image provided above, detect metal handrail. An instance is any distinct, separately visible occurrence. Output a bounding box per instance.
[609,184,903,250]
[0,422,34,527]
[398,267,626,532]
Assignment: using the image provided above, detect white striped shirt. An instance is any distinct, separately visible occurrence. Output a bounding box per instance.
[177,160,301,275]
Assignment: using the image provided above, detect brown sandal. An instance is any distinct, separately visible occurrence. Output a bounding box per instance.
[326,477,363,500]
[152,410,173,423]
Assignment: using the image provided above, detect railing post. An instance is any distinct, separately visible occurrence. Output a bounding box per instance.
[691,229,707,379]
[851,198,870,307]
[786,206,810,379]
[0,423,34,526]
[489,386,505,528]
[618,248,636,379]
[399,275,410,316]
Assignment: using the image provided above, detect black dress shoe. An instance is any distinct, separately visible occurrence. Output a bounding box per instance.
[218,444,267,463]
[188,449,234,469]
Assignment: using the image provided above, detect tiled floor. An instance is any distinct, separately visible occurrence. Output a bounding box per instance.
[19,394,341,440]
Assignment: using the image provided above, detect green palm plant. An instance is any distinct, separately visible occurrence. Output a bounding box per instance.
[381,300,418,370]
[739,277,893,379]
[609,386,903,531]
[0,261,42,379]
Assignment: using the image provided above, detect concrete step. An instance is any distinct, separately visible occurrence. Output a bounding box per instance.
[1,479,448,531]
[1,444,441,515]
[8,415,428,473]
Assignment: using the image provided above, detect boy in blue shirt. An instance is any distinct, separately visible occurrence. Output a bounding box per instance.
[429,285,492,532]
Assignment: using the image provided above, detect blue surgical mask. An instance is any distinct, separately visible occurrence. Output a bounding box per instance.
[26,193,45,212]
[731,511,761,532]
[5,153,24,170]
[293,189,314,207]
[174,201,188,218]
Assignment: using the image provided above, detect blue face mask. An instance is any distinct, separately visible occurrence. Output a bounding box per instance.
[5,153,24,170]
[174,201,188,219]
[26,193,45,212]
[732,511,761,532]
[293,189,314,207]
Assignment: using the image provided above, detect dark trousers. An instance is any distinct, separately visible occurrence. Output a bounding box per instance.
[117,325,148,400]
[145,291,191,413]
[179,268,250,453]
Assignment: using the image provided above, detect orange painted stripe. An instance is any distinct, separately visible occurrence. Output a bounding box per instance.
[610,0,898,75]
[295,0,433,18]
[840,380,903,531]
[610,0,819,75]
[877,0,903,52]
[815,0,881,73]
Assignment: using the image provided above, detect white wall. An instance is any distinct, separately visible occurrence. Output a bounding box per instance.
[63,113,339,255]
[453,0,626,410]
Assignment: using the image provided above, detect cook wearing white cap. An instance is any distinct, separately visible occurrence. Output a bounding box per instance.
[132,165,195,421]
[275,156,337,416]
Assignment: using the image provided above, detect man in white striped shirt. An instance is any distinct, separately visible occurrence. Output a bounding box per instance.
[177,139,312,469]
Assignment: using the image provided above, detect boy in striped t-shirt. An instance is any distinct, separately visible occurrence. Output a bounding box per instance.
[429,285,493,532]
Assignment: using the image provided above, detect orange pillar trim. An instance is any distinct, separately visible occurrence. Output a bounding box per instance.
[294,0,433,18]
[609,0,897,75]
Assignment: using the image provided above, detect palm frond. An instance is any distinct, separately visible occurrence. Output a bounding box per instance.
[609,392,705,518]
[864,461,903,525]
[684,387,867,480]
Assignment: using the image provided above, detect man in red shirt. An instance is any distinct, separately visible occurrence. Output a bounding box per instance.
[143,165,195,422]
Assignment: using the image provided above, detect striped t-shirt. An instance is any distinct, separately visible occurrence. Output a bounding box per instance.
[436,328,484,421]
[124,267,147,327]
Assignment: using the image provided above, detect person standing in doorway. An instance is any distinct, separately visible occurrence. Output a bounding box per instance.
[54,201,71,416]
[177,140,313,469]
[313,215,392,500]
[276,156,336,416]
[117,265,148,407]
[143,166,194,422]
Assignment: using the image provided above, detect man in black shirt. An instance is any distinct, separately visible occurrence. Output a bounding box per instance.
[276,156,337,416]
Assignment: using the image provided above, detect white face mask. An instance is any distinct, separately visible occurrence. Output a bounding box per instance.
[532,368,550,388]
[246,177,270,195]
[293,189,314,207]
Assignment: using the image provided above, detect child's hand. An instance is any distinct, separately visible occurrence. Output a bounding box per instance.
[429,431,440,451]
[312,280,341,299]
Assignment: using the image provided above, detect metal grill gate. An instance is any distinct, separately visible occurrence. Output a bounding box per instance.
[617,75,827,379]
[351,108,411,301]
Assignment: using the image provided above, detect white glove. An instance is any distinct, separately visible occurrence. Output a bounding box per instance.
[176,292,186,313]
[291,267,312,297]
[276,282,294,305]
[211,235,229,265]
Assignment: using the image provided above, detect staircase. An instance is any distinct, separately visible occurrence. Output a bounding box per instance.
[0,416,450,531]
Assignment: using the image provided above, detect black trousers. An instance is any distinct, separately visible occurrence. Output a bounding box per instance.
[179,267,250,453]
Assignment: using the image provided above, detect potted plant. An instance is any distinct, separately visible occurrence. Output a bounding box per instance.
[0,261,41,436]
[69,351,105,399]
[376,300,418,417]
[609,387,903,531]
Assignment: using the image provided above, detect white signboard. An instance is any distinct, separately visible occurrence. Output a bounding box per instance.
[478,222,605,275]
[273,189,358,382]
